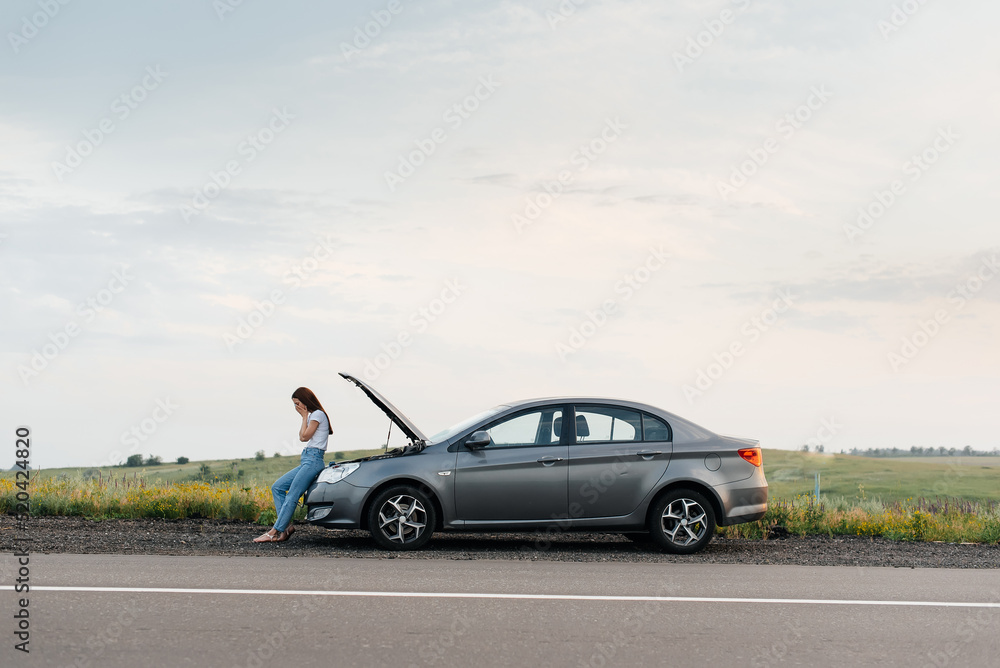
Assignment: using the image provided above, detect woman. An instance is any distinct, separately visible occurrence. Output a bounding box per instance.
[254,387,330,543]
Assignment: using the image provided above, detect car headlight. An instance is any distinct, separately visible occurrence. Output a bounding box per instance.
[316,462,360,484]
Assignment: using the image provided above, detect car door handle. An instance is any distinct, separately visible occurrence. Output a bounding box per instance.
[537,457,564,465]
[636,450,662,458]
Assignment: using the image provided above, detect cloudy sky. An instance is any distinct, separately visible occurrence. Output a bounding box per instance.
[2,0,998,468]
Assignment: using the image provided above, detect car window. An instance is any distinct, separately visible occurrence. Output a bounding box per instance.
[642,414,672,442]
[573,406,641,443]
[483,408,563,448]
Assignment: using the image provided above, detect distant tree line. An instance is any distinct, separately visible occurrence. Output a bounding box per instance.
[125,454,162,466]
[843,446,999,458]
[121,455,189,466]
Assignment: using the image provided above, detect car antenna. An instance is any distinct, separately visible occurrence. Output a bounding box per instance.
[384,419,392,453]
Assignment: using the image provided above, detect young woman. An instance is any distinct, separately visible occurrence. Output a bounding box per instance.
[254,387,330,543]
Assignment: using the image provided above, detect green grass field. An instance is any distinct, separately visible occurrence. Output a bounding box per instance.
[762,450,1000,502]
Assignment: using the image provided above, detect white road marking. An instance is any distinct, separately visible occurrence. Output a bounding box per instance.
[22,586,1000,608]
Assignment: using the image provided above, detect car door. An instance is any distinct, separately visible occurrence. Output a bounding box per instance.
[454,406,568,521]
[567,406,672,518]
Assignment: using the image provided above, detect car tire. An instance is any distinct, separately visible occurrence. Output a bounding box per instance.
[648,489,716,555]
[367,485,436,551]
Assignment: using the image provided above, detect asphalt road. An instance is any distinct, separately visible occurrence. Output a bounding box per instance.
[3,555,999,667]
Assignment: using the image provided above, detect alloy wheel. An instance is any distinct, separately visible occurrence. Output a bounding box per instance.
[377,494,427,544]
[660,498,708,547]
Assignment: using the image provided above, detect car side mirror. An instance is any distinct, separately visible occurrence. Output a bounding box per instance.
[466,430,491,449]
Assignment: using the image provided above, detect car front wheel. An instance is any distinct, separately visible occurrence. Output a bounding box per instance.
[649,489,716,554]
[367,485,436,551]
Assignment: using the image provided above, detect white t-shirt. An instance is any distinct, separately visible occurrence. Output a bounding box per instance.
[305,410,330,452]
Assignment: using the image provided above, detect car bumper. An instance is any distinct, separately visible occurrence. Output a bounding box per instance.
[716,473,768,526]
[304,480,370,529]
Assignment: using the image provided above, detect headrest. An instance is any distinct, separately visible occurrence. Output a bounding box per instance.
[645,425,669,441]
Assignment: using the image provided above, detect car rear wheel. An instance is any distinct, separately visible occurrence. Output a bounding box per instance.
[649,489,716,554]
[367,485,436,551]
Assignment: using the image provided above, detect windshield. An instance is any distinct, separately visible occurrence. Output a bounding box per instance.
[428,405,508,444]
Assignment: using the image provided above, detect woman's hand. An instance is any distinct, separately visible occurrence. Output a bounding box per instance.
[293,399,317,441]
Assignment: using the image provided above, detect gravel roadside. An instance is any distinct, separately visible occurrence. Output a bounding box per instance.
[3,516,999,568]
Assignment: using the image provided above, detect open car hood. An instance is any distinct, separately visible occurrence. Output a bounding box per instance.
[339,372,428,444]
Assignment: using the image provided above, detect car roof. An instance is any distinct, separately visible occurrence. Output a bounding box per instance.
[497,396,716,437]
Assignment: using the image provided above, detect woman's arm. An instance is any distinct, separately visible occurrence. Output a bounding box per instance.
[299,418,319,442]
[296,405,319,442]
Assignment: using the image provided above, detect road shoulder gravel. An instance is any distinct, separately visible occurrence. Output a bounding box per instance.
[3,516,998,568]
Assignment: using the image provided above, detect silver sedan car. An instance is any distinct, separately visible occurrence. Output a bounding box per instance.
[304,373,768,554]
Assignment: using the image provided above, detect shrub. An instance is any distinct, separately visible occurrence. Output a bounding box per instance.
[144,455,162,466]
[177,457,189,465]
[255,450,266,461]
[715,495,1000,543]
[126,454,144,467]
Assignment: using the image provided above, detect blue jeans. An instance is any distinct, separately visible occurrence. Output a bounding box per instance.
[271,447,325,532]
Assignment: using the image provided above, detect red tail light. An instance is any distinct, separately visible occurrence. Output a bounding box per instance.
[738,447,762,467]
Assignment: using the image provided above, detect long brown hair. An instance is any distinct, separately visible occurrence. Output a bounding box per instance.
[291,387,330,421]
